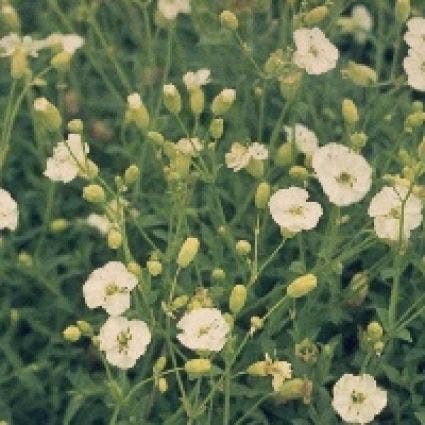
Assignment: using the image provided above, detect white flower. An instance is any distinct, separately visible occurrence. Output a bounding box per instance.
[312,143,372,206]
[403,49,425,92]
[0,33,45,58]
[270,360,292,392]
[404,17,425,53]
[268,187,322,233]
[248,142,268,160]
[183,69,211,90]
[284,123,319,155]
[292,27,339,75]
[46,33,84,54]
[0,188,18,231]
[368,185,423,241]
[99,316,151,369]
[127,92,142,109]
[44,133,89,183]
[83,261,138,316]
[332,374,387,424]
[225,142,252,172]
[86,213,112,235]
[339,5,373,44]
[158,0,191,20]
[177,307,230,352]
[175,137,203,155]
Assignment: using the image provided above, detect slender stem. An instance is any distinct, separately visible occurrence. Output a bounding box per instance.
[234,393,273,425]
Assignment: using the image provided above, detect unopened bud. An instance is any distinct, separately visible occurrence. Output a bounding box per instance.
[33,97,62,132]
[11,48,28,79]
[211,268,226,281]
[289,165,309,182]
[177,237,200,268]
[366,321,384,341]
[127,261,141,276]
[209,118,224,139]
[229,284,247,314]
[163,84,181,115]
[172,295,189,309]
[395,0,410,23]
[189,87,204,116]
[211,88,236,116]
[18,251,33,267]
[245,158,264,179]
[278,378,313,404]
[247,360,268,376]
[0,4,20,33]
[350,132,368,150]
[255,182,271,209]
[49,218,69,233]
[147,131,165,146]
[63,325,81,342]
[147,259,162,276]
[345,272,369,307]
[341,61,377,87]
[276,142,294,166]
[342,99,359,126]
[51,51,72,72]
[279,70,303,100]
[235,240,251,256]
[184,358,211,375]
[154,356,167,372]
[250,316,264,331]
[107,228,122,250]
[124,164,140,185]
[220,10,238,30]
[83,184,105,203]
[157,377,168,393]
[304,6,328,25]
[67,119,83,133]
[286,274,317,298]
[76,320,93,336]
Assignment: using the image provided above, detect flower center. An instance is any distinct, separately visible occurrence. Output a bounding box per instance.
[308,46,319,57]
[117,328,132,353]
[351,390,366,404]
[105,282,126,297]
[336,172,355,187]
[289,205,305,216]
[389,207,401,219]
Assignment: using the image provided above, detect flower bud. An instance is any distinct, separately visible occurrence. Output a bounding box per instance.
[124,164,140,185]
[172,295,189,309]
[67,119,83,134]
[0,4,20,33]
[345,272,369,307]
[342,99,359,126]
[412,101,423,113]
[418,138,425,159]
[147,131,165,146]
[289,165,309,182]
[223,312,234,330]
[76,320,93,336]
[147,259,162,276]
[374,341,385,355]
[395,0,410,23]
[366,321,384,341]
[107,228,123,250]
[250,316,264,332]
[51,51,72,72]
[49,218,69,233]
[279,70,303,100]
[63,325,81,342]
[211,268,226,281]
[229,284,247,314]
[33,97,62,132]
[157,377,168,393]
[211,88,236,116]
[404,111,425,133]
[304,6,328,25]
[341,62,377,87]
[247,360,268,376]
[189,87,204,116]
[127,261,141,276]
[255,182,271,209]
[154,356,167,372]
[184,358,211,375]
[295,338,319,364]
[350,132,368,150]
[277,378,313,404]
[286,274,317,299]
[18,251,33,267]
[83,184,105,203]
[275,142,294,166]
[125,93,150,130]
[11,48,28,79]
[245,158,264,179]
[235,240,251,256]
[209,118,224,139]
[177,237,200,268]
[220,10,238,30]
[163,84,181,115]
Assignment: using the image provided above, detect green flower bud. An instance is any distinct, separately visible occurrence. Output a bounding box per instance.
[76,320,93,336]
[83,184,105,203]
[172,295,189,309]
[245,158,264,179]
[341,61,377,87]
[211,268,226,281]
[247,360,268,376]
[33,97,62,132]
[157,377,168,393]
[124,164,140,185]
[49,218,69,233]
[279,70,303,100]
[0,4,20,33]
[147,131,165,146]
[395,0,410,23]
[366,321,384,341]
[255,182,271,209]
[220,10,238,30]
[18,251,33,267]
[286,274,317,298]
[184,358,211,375]
[304,6,328,25]
[236,240,251,256]
[67,119,83,134]
[276,142,294,166]
[418,138,425,159]
[345,272,369,307]
[177,237,200,268]
[295,338,319,364]
[250,316,264,332]
[189,87,204,116]
[211,88,236,115]
[374,341,385,355]
[107,228,122,250]
[163,84,181,115]
[342,99,359,126]
[229,284,247,314]
[278,378,313,404]
[51,51,72,72]
[147,259,162,276]
[350,132,368,150]
[11,48,28,79]
[209,118,224,140]
[127,261,141,276]
[63,325,81,342]
[154,356,167,372]
[289,165,309,182]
